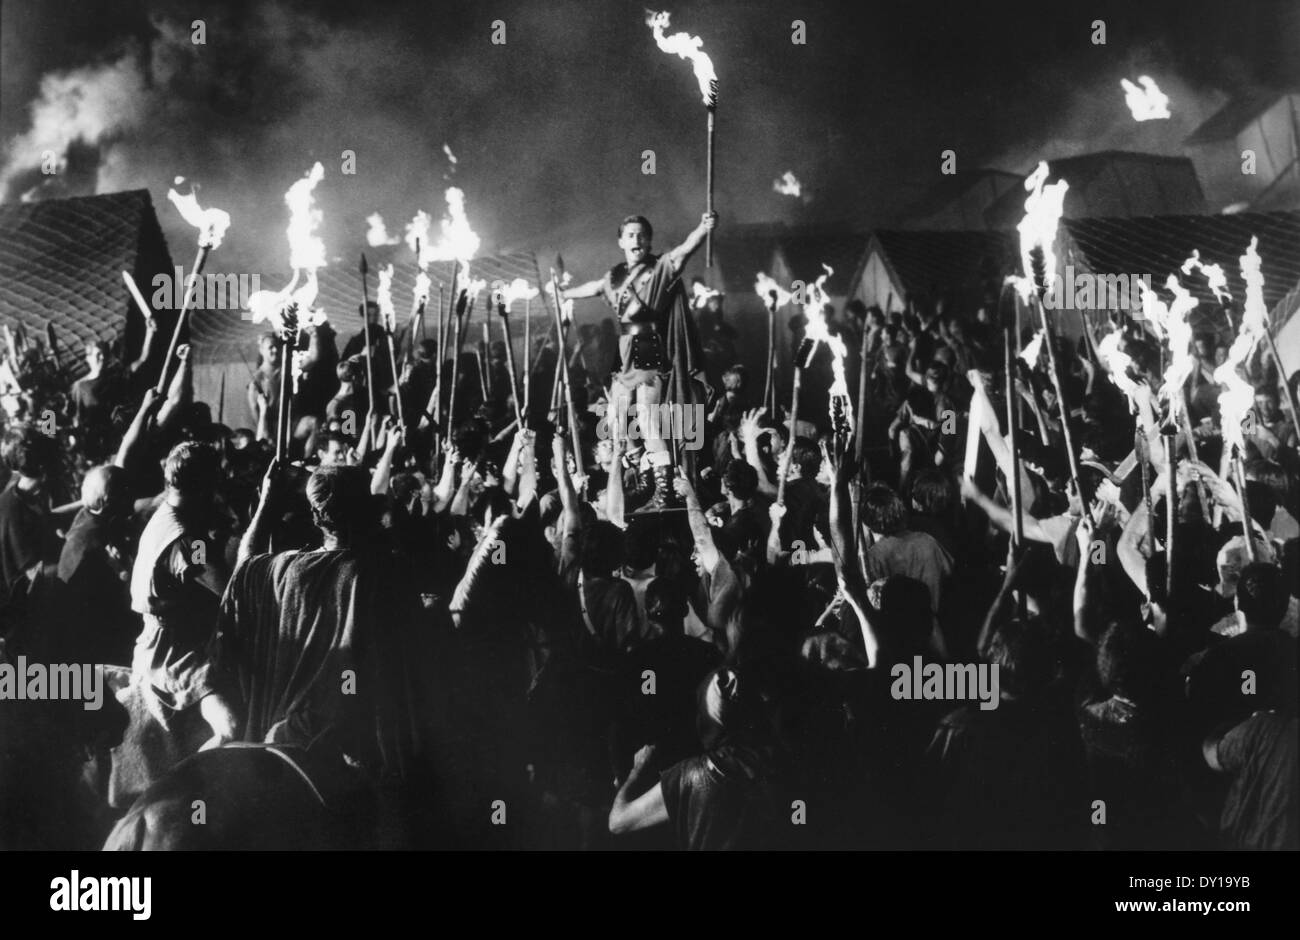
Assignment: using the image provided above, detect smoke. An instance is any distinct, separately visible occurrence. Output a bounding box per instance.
[1,53,150,200]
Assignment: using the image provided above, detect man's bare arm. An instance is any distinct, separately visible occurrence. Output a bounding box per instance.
[561,278,605,301]
[666,212,718,275]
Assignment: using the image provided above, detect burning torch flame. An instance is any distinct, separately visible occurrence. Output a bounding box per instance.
[497,278,539,309]
[413,188,481,269]
[1181,250,1231,305]
[166,181,231,249]
[691,281,722,309]
[1096,330,1140,399]
[755,272,793,308]
[773,171,802,197]
[647,10,717,107]
[801,264,853,428]
[377,264,397,333]
[285,162,326,272]
[365,213,400,247]
[1121,76,1170,122]
[1216,237,1268,455]
[1015,161,1069,302]
[1152,274,1199,422]
[413,271,432,307]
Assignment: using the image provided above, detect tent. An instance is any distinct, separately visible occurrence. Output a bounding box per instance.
[0,189,175,383]
[1187,90,1300,213]
[984,152,1206,229]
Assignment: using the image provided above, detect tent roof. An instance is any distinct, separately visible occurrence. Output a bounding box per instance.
[984,151,1205,227]
[1061,210,1300,320]
[715,222,870,299]
[0,189,172,359]
[866,229,1020,301]
[189,246,548,362]
[1186,90,1299,145]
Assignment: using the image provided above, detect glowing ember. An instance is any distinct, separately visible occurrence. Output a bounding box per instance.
[377,264,397,333]
[646,10,717,107]
[166,181,231,249]
[1121,76,1170,121]
[365,213,400,247]
[285,162,326,272]
[443,143,458,165]
[755,272,793,307]
[773,171,802,197]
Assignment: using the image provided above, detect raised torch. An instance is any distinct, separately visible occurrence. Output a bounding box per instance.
[159,180,231,394]
[648,10,718,267]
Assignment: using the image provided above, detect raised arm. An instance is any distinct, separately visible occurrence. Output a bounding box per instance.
[238,459,281,566]
[823,439,879,667]
[128,317,160,376]
[606,438,627,529]
[113,387,162,470]
[560,277,606,302]
[675,473,720,575]
[666,212,718,276]
[739,408,777,498]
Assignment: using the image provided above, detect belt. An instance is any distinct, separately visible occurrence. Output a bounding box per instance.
[622,322,658,336]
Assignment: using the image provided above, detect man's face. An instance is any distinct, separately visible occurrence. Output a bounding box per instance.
[1256,393,1278,421]
[619,222,651,263]
[318,439,348,466]
[85,347,104,372]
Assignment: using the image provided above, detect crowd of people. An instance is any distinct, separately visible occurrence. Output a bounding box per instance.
[0,209,1296,851]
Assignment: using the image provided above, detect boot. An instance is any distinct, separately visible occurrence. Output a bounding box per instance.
[636,463,681,513]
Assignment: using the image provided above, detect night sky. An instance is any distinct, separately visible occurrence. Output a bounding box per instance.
[2,0,1296,285]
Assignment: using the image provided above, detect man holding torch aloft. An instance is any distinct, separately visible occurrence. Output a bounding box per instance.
[559,211,715,508]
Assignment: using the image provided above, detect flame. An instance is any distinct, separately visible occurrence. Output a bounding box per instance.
[246,270,301,330]
[365,213,400,247]
[755,272,793,307]
[443,143,458,165]
[1096,330,1140,398]
[1121,76,1170,122]
[497,278,539,308]
[801,264,853,426]
[1215,237,1268,455]
[646,11,717,107]
[285,162,326,272]
[166,182,231,249]
[377,264,397,332]
[1181,250,1231,305]
[1134,276,1197,422]
[1015,161,1069,302]
[463,274,488,311]
[691,281,722,309]
[773,171,802,197]
[411,188,481,269]
[413,271,432,307]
